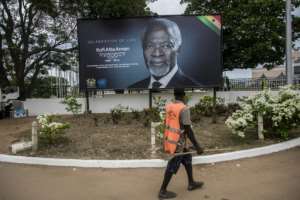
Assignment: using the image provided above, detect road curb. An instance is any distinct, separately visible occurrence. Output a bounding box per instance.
[1,137,300,168]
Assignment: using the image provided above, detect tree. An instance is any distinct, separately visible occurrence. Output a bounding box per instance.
[0,0,77,100]
[0,33,10,87]
[58,0,154,95]
[30,75,69,98]
[1,0,153,100]
[181,0,300,70]
[59,0,153,18]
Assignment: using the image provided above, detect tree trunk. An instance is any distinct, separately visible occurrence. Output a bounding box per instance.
[18,79,26,100]
[257,113,264,140]
[0,34,9,87]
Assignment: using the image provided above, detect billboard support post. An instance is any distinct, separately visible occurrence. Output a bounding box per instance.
[85,88,90,114]
[149,90,153,109]
[212,87,217,124]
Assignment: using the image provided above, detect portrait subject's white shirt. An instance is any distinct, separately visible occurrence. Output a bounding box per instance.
[148,65,178,88]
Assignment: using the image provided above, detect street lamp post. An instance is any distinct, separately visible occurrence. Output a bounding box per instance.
[286,0,294,85]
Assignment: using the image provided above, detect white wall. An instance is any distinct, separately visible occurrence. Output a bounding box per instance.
[24,98,85,116]
[24,90,299,116]
[90,93,149,113]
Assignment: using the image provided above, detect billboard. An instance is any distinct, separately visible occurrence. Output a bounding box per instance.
[78,15,222,90]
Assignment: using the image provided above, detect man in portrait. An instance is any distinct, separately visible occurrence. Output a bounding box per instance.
[129,18,201,89]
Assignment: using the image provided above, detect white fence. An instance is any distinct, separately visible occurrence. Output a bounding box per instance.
[24,90,300,116]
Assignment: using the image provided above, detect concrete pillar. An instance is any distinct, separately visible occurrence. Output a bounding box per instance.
[32,121,38,153]
[257,114,264,140]
[151,122,160,157]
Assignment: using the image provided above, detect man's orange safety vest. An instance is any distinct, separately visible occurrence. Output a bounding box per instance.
[164,102,186,154]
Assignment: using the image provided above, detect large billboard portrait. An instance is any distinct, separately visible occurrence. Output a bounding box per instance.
[78,16,222,90]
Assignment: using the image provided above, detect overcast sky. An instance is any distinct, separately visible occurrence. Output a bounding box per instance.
[294,7,300,16]
[148,0,299,78]
[148,0,187,15]
[148,0,300,16]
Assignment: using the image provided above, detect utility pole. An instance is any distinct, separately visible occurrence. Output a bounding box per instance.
[286,0,293,85]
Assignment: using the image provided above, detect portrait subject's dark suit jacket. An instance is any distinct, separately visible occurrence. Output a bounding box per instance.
[129,69,201,89]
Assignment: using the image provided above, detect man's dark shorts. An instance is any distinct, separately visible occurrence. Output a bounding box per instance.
[166,153,192,174]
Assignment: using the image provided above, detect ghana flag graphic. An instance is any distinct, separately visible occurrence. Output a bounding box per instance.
[197,16,221,35]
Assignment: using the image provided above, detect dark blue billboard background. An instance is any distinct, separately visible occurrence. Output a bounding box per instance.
[78,16,222,90]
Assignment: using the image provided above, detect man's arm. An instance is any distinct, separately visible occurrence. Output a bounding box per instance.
[180,107,204,154]
[183,125,204,155]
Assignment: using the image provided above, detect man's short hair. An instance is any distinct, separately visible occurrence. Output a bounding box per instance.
[174,88,185,100]
[142,18,182,50]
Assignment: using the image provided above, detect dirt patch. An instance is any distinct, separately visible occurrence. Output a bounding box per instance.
[0,117,34,153]
[0,114,299,159]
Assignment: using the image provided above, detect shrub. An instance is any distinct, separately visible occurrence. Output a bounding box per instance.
[190,106,202,122]
[271,86,300,139]
[225,86,300,139]
[110,104,129,124]
[191,95,225,117]
[130,108,141,120]
[37,114,70,145]
[61,96,82,115]
[216,104,227,115]
[142,107,160,127]
[227,103,241,115]
[225,105,254,138]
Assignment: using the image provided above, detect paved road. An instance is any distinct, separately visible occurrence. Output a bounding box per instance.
[0,147,300,200]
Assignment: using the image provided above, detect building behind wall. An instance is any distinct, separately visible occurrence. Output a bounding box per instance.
[252,50,300,80]
[294,51,300,79]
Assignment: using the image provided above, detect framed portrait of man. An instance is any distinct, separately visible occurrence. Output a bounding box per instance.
[78,15,222,90]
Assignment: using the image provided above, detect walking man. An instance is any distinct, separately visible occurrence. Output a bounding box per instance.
[158,89,204,199]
